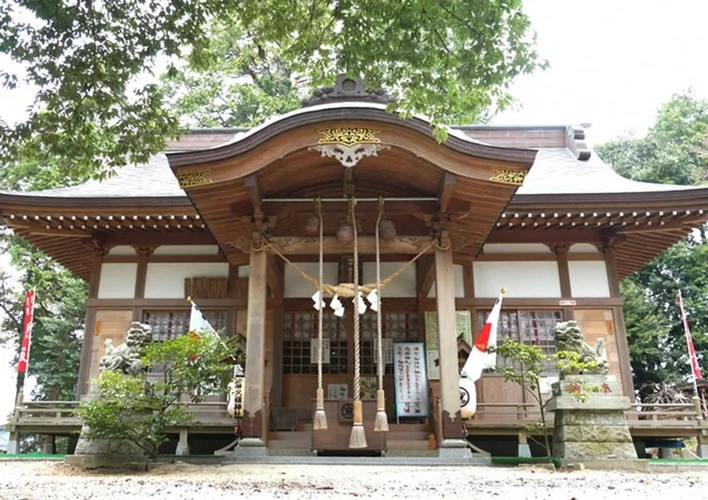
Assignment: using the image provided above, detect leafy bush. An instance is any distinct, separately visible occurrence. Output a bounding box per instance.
[77,332,238,458]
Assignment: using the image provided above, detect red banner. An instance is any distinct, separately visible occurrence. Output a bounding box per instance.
[678,291,703,381]
[17,289,35,374]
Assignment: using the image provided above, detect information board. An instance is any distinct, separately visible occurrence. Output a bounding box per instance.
[392,342,429,418]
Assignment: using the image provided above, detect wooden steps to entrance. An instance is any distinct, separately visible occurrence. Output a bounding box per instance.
[267,421,433,455]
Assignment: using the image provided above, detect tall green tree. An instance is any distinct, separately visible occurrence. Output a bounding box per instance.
[162,23,302,128]
[1,0,545,178]
[0,156,89,402]
[597,91,708,400]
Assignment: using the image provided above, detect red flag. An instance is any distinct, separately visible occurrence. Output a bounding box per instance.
[17,290,36,374]
[461,292,505,382]
[678,290,702,381]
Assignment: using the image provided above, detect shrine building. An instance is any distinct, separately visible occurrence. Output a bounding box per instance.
[3,76,708,458]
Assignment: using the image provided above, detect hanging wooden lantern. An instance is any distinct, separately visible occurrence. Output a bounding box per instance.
[337,221,354,244]
[304,215,320,235]
[379,218,397,240]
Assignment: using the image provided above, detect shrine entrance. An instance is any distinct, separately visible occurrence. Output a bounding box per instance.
[166,76,535,453]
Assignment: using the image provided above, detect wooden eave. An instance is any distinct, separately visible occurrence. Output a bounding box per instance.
[0,200,213,281]
[166,108,538,262]
[493,188,708,279]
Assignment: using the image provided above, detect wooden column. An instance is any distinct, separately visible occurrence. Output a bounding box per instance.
[77,249,103,397]
[434,247,464,443]
[241,249,268,445]
[132,246,152,321]
[270,257,285,408]
[603,243,635,399]
[552,244,575,321]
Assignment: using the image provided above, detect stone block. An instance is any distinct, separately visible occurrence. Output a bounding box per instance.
[553,441,638,460]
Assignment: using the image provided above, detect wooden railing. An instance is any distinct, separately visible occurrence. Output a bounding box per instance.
[9,401,234,428]
[467,401,703,427]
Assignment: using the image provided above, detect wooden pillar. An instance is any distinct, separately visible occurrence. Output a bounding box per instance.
[241,250,268,446]
[434,247,464,444]
[77,249,103,397]
[552,244,575,321]
[603,243,635,399]
[132,246,152,321]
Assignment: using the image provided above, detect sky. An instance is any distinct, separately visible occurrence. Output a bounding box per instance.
[1,0,708,418]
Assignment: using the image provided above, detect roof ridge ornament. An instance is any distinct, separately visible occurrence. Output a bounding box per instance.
[567,126,592,161]
[301,74,394,107]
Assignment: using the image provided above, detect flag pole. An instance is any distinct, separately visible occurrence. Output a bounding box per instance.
[678,290,702,398]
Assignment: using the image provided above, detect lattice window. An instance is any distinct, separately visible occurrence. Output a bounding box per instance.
[283,312,348,375]
[361,311,418,375]
[475,309,562,374]
[142,309,227,342]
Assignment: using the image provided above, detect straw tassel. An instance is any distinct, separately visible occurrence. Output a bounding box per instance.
[349,400,368,448]
[374,389,389,432]
[313,387,327,430]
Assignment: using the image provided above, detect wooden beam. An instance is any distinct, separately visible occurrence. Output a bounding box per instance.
[486,229,604,245]
[261,200,439,218]
[416,255,435,299]
[244,174,262,213]
[104,231,216,246]
[438,172,456,212]
[264,236,435,255]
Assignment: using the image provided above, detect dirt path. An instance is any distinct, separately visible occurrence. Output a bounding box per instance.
[0,461,706,499]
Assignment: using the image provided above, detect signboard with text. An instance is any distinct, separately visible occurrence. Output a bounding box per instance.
[393,342,429,418]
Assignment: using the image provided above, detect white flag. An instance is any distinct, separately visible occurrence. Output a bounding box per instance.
[189,299,217,335]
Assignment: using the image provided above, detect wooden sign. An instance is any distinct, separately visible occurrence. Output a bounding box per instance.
[393,342,429,418]
[559,299,577,306]
[310,338,331,364]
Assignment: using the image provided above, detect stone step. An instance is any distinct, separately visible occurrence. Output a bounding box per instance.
[386,439,431,451]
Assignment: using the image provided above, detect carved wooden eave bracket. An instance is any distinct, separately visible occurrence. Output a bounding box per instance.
[307,127,391,168]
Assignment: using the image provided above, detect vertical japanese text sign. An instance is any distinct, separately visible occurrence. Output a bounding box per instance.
[393,342,429,417]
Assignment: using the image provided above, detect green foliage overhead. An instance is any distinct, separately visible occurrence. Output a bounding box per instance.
[77,333,238,458]
[1,0,545,177]
[597,91,708,401]
[162,23,302,128]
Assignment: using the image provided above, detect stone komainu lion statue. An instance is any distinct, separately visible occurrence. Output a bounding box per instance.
[554,320,609,375]
[99,322,152,375]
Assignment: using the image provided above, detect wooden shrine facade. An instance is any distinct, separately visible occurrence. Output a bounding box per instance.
[3,77,708,454]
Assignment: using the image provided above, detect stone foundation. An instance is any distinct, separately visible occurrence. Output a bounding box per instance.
[548,375,637,461]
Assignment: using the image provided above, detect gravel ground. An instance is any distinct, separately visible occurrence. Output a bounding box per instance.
[0,461,706,499]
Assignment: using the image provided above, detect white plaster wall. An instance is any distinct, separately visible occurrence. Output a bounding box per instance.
[568,243,600,253]
[362,262,416,298]
[107,245,136,256]
[152,245,220,255]
[284,263,338,298]
[238,266,250,278]
[482,243,552,254]
[144,263,230,298]
[427,264,465,298]
[474,261,561,297]
[98,263,138,298]
[569,261,610,297]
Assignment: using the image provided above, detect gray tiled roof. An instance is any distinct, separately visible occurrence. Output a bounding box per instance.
[518,148,696,195]
[0,146,700,201]
[0,154,186,199]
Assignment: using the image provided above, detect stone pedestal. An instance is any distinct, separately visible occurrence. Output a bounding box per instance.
[69,384,146,468]
[548,375,637,460]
